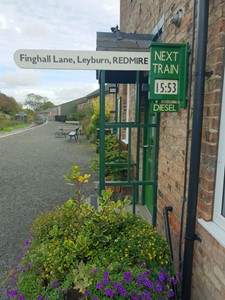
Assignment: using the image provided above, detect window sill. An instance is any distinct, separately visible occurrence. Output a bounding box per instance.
[122,139,128,145]
[198,218,225,248]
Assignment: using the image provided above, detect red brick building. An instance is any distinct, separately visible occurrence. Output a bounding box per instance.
[116,0,225,299]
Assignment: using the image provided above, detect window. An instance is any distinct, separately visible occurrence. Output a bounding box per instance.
[213,69,225,229]
[199,67,225,248]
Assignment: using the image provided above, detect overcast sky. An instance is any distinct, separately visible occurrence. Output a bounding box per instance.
[0,0,120,105]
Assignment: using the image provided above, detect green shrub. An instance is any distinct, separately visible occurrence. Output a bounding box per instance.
[5,167,178,299]
[91,134,129,180]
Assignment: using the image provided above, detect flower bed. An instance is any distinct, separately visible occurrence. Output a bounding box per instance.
[5,166,178,299]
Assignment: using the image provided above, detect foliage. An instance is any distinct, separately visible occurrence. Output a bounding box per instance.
[91,134,128,180]
[0,112,31,132]
[68,106,93,123]
[0,93,21,114]
[86,123,97,140]
[91,99,111,129]
[84,99,111,142]
[24,93,54,111]
[5,166,177,300]
[85,263,180,299]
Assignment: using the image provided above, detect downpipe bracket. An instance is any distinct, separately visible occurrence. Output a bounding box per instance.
[194,234,202,242]
[194,70,213,77]
[185,233,202,242]
[205,70,213,78]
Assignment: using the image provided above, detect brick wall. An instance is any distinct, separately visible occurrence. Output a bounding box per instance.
[120,0,225,299]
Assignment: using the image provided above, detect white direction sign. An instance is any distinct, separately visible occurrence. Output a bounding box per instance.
[14,49,150,71]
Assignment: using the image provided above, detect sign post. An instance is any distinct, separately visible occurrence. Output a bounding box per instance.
[14,49,150,71]
[149,43,188,108]
[14,44,188,111]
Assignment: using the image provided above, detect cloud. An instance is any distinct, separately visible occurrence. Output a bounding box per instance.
[0,70,42,88]
[0,0,119,105]
[53,83,99,103]
[1,82,99,106]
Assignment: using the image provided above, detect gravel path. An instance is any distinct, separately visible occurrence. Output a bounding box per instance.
[0,121,98,299]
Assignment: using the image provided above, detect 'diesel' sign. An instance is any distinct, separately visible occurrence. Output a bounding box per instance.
[149,43,188,108]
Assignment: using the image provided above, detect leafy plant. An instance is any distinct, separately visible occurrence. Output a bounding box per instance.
[5,166,177,300]
[91,134,129,180]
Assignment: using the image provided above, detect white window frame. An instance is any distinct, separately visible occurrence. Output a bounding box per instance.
[213,70,225,229]
[198,67,225,247]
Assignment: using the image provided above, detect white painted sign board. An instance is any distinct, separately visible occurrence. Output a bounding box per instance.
[14,49,150,71]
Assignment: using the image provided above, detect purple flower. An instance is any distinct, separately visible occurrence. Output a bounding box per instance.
[124,272,132,282]
[131,295,139,300]
[143,279,151,287]
[93,268,98,274]
[118,285,125,292]
[161,268,167,275]
[120,289,127,297]
[105,288,114,297]
[158,273,165,282]
[92,298,98,300]
[103,278,109,285]
[167,275,172,282]
[148,282,154,289]
[177,271,182,279]
[141,262,146,267]
[104,271,109,277]
[19,296,25,300]
[84,290,89,296]
[114,282,119,290]
[26,264,31,269]
[137,274,143,281]
[53,281,59,287]
[137,280,142,286]
[144,291,150,297]
[96,283,103,290]
[6,290,19,296]
[37,296,42,300]
[155,285,163,293]
[167,291,175,297]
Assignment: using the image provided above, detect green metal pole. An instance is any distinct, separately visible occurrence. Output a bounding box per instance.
[134,71,141,207]
[99,71,106,195]
[152,113,160,227]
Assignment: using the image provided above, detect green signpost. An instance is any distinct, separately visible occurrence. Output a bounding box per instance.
[149,43,188,109]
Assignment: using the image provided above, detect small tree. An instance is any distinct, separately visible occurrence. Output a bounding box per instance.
[24,93,54,111]
[0,93,21,114]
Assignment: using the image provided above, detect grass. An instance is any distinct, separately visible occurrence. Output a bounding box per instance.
[0,122,32,133]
